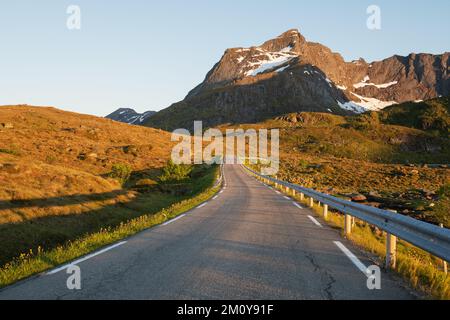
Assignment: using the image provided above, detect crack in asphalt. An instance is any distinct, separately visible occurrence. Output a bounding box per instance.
[305,252,336,300]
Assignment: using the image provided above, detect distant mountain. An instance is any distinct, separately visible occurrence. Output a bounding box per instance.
[145,29,449,130]
[106,108,156,125]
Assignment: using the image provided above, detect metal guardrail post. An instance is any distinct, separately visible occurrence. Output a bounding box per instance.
[441,224,448,274]
[292,189,296,196]
[323,204,328,220]
[300,192,304,201]
[345,214,352,235]
[308,197,314,208]
[386,233,397,269]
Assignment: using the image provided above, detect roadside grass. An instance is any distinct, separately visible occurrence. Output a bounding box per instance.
[0,165,220,289]
[256,172,450,300]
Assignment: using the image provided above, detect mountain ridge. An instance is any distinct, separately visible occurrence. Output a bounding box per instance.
[106,108,156,125]
[145,29,449,130]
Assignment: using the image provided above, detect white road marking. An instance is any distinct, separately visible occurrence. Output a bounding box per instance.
[293,202,304,209]
[307,215,322,227]
[46,241,127,275]
[163,214,187,226]
[197,203,207,209]
[283,196,290,200]
[212,195,218,200]
[219,190,224,194]
[275,191,281,194]
[334,241,368,274]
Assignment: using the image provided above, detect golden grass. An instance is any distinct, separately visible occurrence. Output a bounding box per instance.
[0,165,221,288]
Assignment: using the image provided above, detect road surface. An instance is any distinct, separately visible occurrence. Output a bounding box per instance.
[0,165,415,300]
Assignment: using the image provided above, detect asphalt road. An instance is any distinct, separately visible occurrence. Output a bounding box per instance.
[0,165,416,300]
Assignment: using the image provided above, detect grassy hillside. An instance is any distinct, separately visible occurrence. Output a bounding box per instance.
[225,111,450,164]
[379,97,449,138]
[220,109,450,226]
[0,105,217,267]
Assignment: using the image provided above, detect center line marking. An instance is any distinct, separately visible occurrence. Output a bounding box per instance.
[307,215,322,227]
[46,241,127,275]
[212,195,218,200]
[293,202,304,209]
[334,241,368,274]
[283,196,290,200]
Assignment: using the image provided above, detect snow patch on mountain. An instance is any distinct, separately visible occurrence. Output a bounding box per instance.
[354,76,398,89]
[239,45,298,77]
[245,53,296,76]
[275,65,290,73]
[337,92,397,113]
[350,92,397,111]
[106,108,156,125]
[337,100,368,113]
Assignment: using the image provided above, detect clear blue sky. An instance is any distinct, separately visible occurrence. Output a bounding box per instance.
[0,0,449,116]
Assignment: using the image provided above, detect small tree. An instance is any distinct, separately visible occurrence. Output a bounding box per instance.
[159,160,192,183]
[109,163,132,184]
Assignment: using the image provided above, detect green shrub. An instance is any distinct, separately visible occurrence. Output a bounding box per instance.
[159,160,193,183]
[45,155,57,164]
[0,148,20,156]
[438,183,450,199]
[347,112,380,130]
[297,159,309,168]
[109,163,132,184]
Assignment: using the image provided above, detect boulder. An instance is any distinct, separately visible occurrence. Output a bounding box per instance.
[2,163,20,173]
[351,194,367,202]
[1,123,14,129]
[368,191,381,198]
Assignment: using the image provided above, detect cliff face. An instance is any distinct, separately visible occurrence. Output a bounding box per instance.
[146,29,449,130]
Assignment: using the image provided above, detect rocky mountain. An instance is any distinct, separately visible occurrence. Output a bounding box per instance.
[106,108,156,125]
[145,29,449,130]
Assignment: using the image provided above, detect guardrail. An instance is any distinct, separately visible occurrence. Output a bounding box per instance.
[242,164,450,270]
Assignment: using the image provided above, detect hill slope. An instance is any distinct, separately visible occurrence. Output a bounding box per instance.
[0,105,175,265]
[379,97,449,138]
[221,109,450,226]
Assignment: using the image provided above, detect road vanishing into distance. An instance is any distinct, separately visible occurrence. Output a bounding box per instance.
[0,165,416,300]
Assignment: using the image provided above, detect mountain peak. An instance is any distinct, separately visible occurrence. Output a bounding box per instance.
[106,108,156,125]
[277,28,302,39]
[261,28,306,53]
[172,30,450,128]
